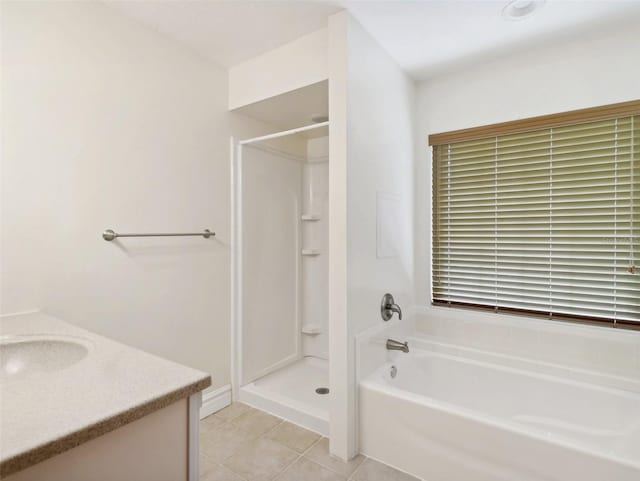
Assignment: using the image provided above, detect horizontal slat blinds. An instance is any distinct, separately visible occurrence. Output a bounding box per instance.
[432,115,640,326]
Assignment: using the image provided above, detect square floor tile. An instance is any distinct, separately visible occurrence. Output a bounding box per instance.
[201,463,246,481]
[231,409,282,436]
[200,453,218,475]
[352,459,419,481]
[304,438,364,478]
[201,422,257,462]
[201,414,225,433]
[214,402,252,422]
[200,455,245,481]
[222,437,298,481]
[265,421,321,453]
[275,457,346,481]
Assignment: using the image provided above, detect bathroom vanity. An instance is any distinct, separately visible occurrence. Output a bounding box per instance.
[0,312,211,481]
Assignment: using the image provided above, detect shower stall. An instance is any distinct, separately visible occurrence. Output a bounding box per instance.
[232,122,330,434]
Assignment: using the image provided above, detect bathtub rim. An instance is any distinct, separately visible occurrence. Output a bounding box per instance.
[360,349,640,471]
[407,335,640,393]
[374,346,640,402]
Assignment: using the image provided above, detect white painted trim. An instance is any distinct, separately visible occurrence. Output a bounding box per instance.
[233,138,245,390]
[232,132,306,390]
[242,142,307,163]
[230,136,241,401]
[188,392,202,481]
[199,385,232,419]
[239,121,329,145]
[428,144,435,304]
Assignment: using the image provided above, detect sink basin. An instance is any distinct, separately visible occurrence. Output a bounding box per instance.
[0,335,90,382]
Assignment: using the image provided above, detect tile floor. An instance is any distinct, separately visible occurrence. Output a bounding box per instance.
[200,403,420,481]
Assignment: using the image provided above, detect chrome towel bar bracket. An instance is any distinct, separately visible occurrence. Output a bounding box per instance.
[102,229,215,241]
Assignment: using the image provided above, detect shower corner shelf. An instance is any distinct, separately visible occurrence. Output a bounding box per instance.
[301,249,321,256]
[302,325,322,335]
[301,214,321,221]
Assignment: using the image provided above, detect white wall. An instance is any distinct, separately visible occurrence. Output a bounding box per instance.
[241,144,302,383]
[327,10,350,460]
[228,28,328,110]
[415,20,640,315]
[302,137,329,360]
[328,11,415,460]
[0,1,274,391]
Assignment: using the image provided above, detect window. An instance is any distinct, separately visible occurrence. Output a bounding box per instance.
[430,101,640,328]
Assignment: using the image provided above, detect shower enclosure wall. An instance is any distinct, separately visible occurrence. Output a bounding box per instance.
[233,125,330,434]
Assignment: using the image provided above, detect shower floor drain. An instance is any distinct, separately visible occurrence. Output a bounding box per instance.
[315,387,330,395]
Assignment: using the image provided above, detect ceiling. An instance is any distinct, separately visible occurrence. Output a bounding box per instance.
[107,0,343,66]
[107,0,640,79]
[346,0,640,79]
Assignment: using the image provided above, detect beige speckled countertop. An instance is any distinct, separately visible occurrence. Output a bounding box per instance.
[0,311,211,477]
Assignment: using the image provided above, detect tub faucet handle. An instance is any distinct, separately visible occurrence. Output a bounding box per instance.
[381,293,402,321]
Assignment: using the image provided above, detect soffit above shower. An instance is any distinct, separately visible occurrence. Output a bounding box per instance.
[228,29,328,111]
[233,81,328,136]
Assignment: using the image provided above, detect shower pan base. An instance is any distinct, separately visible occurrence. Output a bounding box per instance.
[239,356,329,435]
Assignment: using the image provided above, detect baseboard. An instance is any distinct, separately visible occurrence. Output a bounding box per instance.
[199,384,232,419]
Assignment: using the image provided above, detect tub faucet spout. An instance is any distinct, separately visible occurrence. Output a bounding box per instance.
[386,339,409,353]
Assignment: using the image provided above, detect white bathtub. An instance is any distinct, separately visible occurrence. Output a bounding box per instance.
[359,343,640,481]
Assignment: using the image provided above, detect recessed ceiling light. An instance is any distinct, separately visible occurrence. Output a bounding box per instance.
[502,0,545,21]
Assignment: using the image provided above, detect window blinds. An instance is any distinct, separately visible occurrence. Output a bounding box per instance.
[432,115,640,325]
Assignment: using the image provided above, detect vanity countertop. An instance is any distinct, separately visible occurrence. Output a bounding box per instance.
[0,311,211,477]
